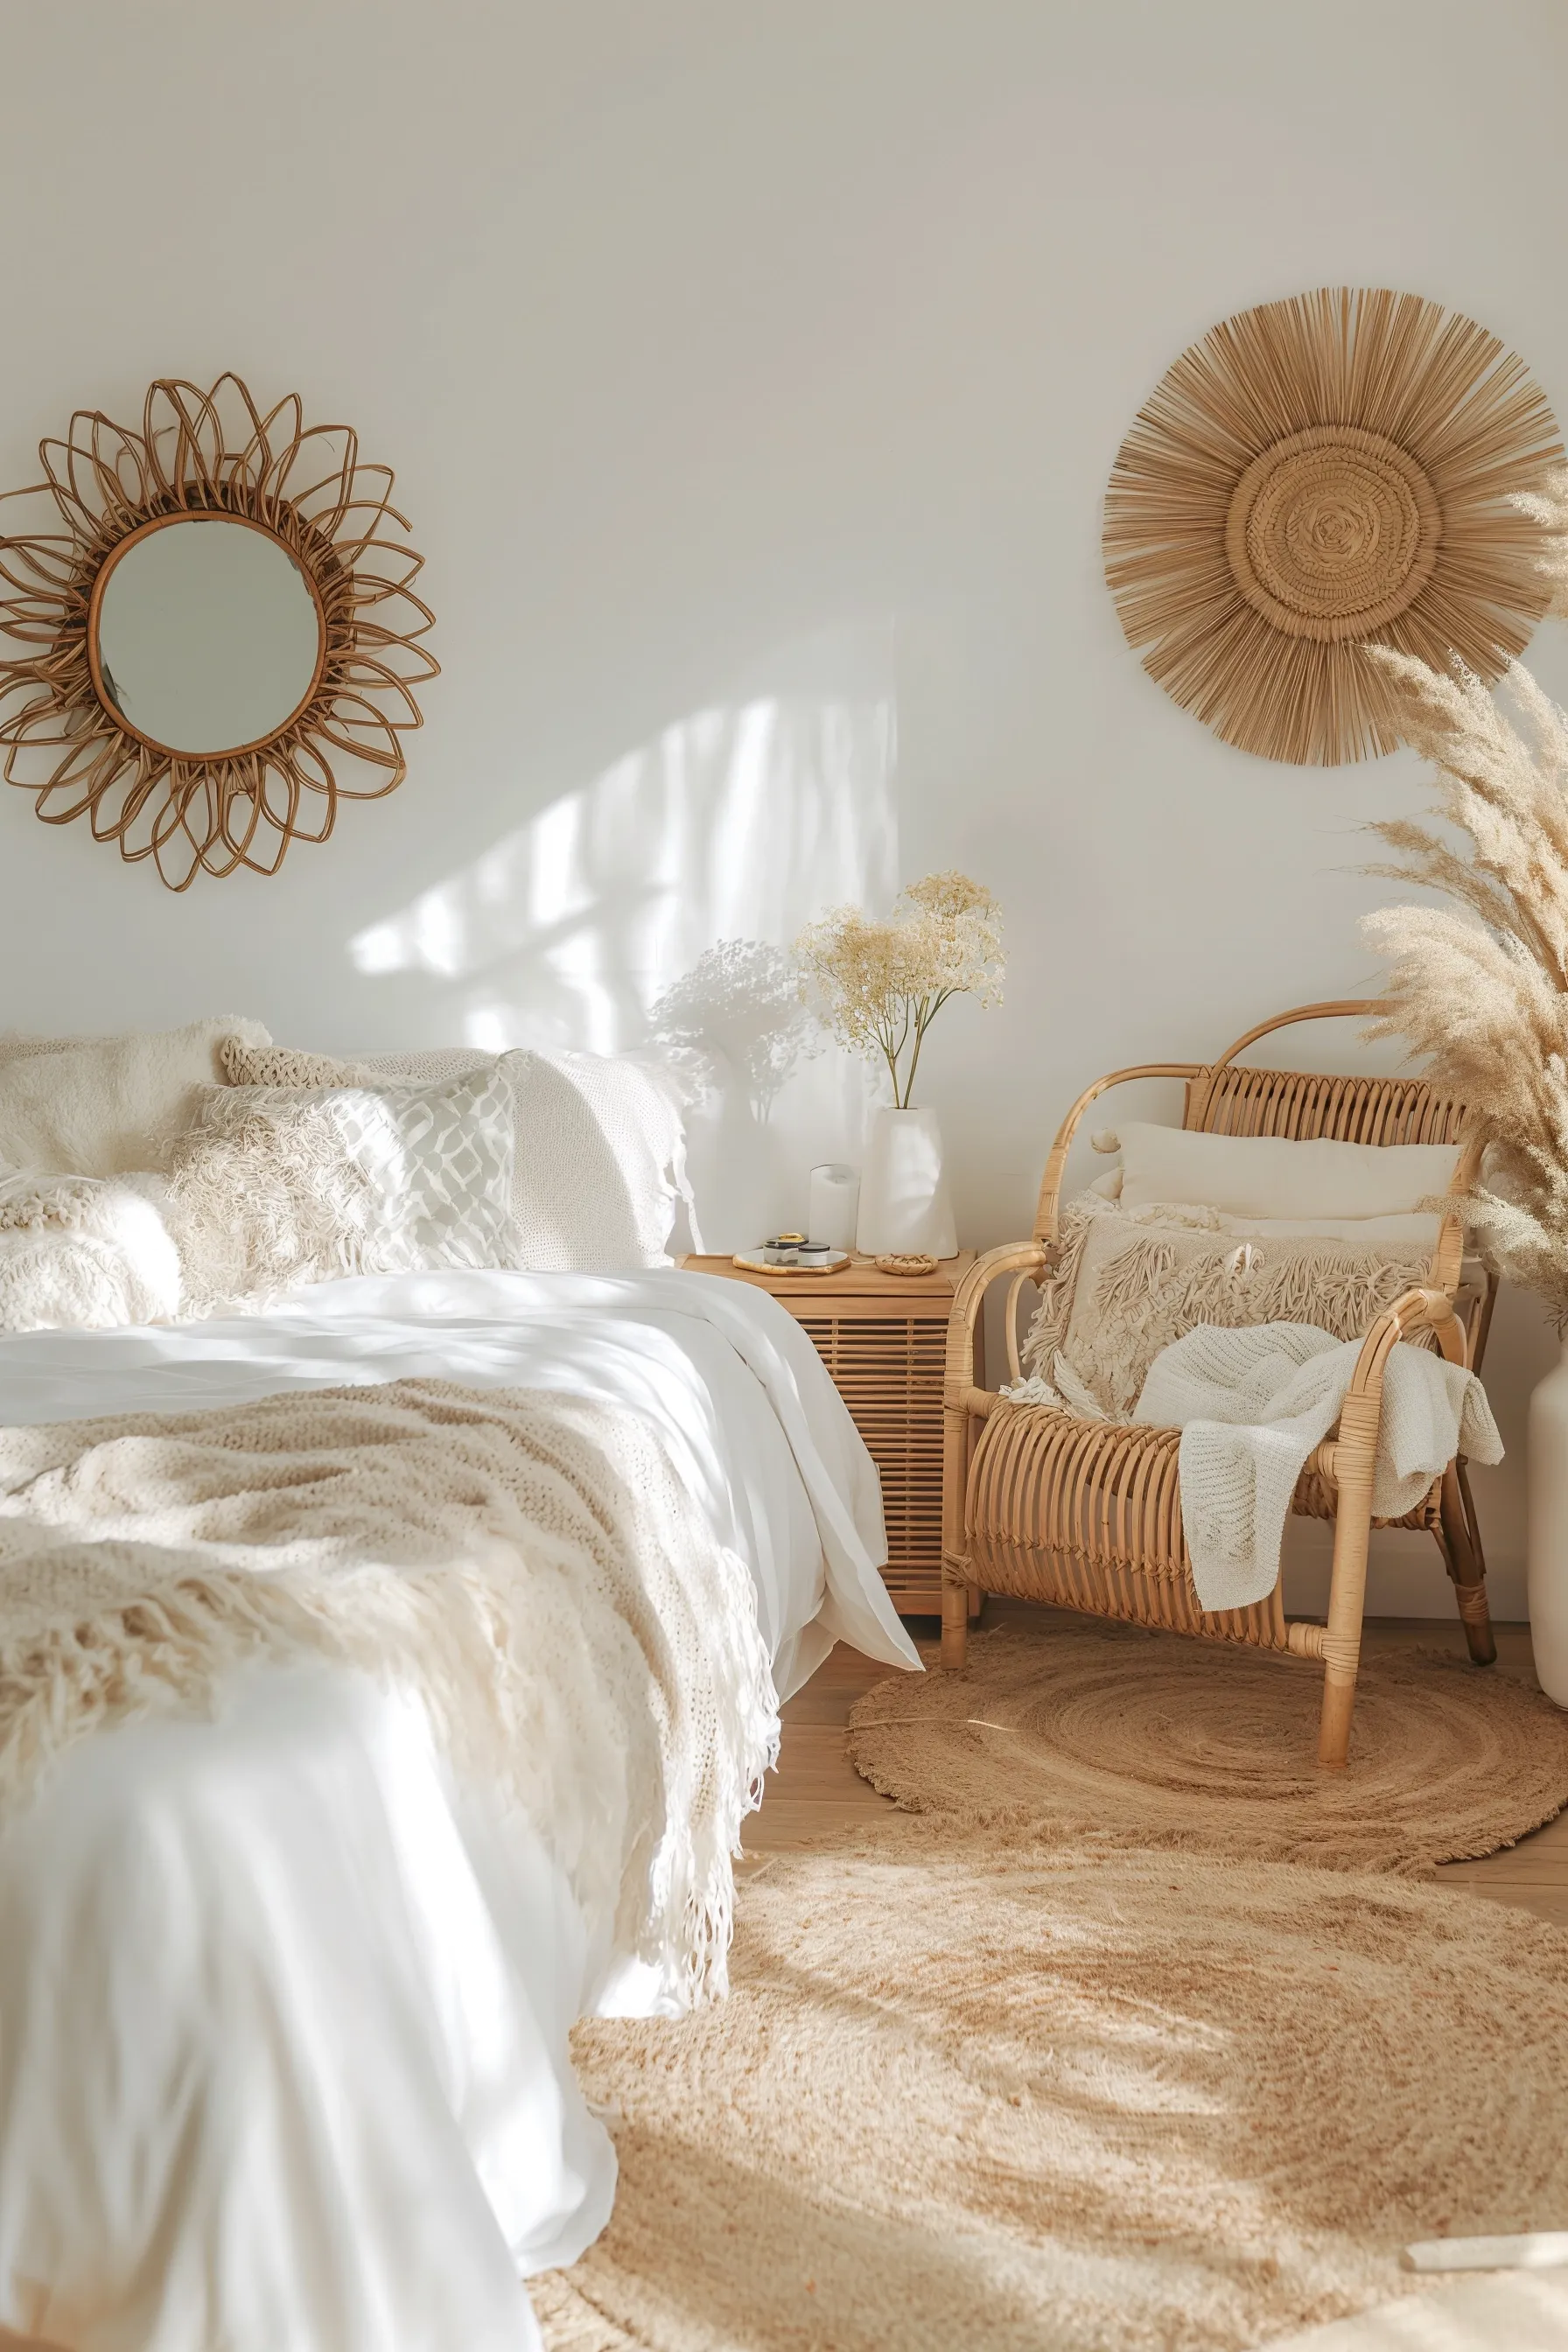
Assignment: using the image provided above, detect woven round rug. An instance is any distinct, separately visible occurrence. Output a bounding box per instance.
[533,1825,1568,2352]
[844,1620,1568,1873]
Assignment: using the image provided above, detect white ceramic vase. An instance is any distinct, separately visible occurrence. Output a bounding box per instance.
[1529,1340,1568,1704]
[855,1106,957,1257]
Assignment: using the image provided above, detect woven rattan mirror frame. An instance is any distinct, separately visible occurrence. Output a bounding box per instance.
[0,374,438,890]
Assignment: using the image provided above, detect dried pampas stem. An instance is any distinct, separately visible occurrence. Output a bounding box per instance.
[1105,289,1562,766]
[1362,644,1568,1325]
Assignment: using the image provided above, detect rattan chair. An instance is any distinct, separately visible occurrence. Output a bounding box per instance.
[941,1003,1496,1768]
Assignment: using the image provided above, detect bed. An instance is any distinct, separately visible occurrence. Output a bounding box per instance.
[0,1266,920,2352]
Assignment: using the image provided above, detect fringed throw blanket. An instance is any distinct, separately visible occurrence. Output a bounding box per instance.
[0,1380,779,2003]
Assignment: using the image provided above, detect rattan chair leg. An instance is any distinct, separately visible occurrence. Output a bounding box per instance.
[1318,1397,1380,1768]
[941,1397,974,1670]
[942,1574,970,1669]
[1439,1462,1497,1666]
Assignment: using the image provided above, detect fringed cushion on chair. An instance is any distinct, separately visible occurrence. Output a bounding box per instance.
[1021,1197,1436,1419]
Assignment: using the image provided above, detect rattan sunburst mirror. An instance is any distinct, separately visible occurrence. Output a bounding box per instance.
[1103,288,1562,765]
[0,374,438,889]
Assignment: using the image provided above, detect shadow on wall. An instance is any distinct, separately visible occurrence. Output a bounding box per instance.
[346,621,900,1245]
[651,939,826,1116]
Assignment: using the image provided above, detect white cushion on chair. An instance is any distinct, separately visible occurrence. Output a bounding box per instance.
[1115,1123,1460,1222]
[1217,1211,1443,1246]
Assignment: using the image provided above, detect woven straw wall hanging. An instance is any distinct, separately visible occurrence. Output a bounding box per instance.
[1103,288,1562,765]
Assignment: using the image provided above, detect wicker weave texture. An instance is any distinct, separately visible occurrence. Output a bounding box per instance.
[966,1400,1290,1651]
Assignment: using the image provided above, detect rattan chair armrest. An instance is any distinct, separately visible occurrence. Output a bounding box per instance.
[945,1241,1048,1403]
[1032,1062,1202,1248]
[1326,1286,1466,1501]
[1347,1284,1466,1401]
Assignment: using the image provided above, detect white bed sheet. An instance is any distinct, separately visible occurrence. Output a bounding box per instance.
[0,1270,920,2352]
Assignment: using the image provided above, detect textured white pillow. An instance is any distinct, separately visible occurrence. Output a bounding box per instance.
[506,1047,690,1270]
[0,1172,181,1331]
[225,1040,692,1270]
[1114,1122,1460,1221]
[0,1018,271,1176]
[166,1067,515,1313]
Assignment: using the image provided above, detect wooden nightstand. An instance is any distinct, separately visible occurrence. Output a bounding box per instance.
[680,1251,979,1617]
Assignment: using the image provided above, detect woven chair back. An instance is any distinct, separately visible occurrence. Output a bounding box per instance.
[1184,1001,1466,1144]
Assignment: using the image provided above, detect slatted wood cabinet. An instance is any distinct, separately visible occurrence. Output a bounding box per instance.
[681,1252,976,1616]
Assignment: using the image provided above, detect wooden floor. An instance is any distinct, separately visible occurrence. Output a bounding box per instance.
[743,1601,1568,1928]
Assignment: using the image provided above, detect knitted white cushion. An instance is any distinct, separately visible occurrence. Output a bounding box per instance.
[0,1018,271,1176]
[501,1047,689,1271]
[222,1039,691,1270]
[1115,1122,1460,1221]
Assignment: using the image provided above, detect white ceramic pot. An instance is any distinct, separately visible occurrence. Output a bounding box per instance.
[855,1106,957,1257]
[1529,1340,1568,1704]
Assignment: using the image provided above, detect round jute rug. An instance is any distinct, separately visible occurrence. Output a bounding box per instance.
[532,1826,1568,2352]
[845,1619,1568,1874]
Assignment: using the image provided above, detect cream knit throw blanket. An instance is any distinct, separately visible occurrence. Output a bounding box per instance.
[1132,1323,1503,1613]
[0,1379,779,2003]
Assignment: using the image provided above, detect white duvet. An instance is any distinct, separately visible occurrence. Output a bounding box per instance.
[0,1270,919,2352]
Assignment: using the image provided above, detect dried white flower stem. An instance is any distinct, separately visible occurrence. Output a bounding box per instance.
[795,872,1004,1110]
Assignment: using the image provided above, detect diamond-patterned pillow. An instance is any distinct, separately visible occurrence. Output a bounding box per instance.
[221,1040,688,1270]
[191,1066,515,1276]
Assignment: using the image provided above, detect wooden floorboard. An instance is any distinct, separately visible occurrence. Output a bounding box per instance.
[746,1604,1568,1925]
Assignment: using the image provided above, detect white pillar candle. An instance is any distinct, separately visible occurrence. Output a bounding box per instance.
[808,1164,859,1253]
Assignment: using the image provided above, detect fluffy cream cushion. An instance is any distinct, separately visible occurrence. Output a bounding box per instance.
[0,1172,181,1331]
[221,1038,692,1270]
[0,1018,271,1176]
[1115,1121,1460,1220]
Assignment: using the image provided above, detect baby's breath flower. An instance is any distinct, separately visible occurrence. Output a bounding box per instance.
[794,872,1004,1106]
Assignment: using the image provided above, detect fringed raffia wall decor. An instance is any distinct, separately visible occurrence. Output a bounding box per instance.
[1103,289,1562,766]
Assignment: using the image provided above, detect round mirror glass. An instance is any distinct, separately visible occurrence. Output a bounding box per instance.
[92,515,325,756]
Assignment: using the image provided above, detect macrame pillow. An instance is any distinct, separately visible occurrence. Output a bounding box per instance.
[165,1066,515,1314]
[0,1171,181,1331]
[221,1037,693,1270]
[1022,1197,1434,1421]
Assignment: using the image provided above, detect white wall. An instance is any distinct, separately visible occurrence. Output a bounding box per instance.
[1,0,1563,1614]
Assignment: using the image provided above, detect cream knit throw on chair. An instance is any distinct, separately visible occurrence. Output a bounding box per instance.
[1133,1323,1502,1612]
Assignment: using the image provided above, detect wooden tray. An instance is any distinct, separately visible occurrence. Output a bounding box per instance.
[730,1250,851,1276]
